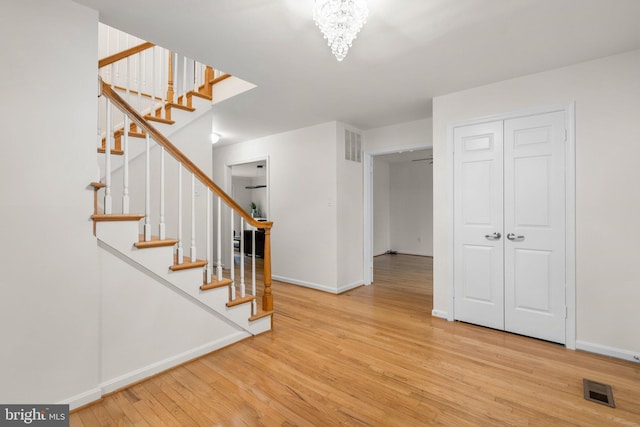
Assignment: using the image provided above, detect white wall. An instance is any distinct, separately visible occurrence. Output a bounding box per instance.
[433,49,640,357]
[214,122,340,292]
[372,159,390,255]
[336,124,364,291]
[365,118,433,153]
[0,0,101,406]
[99,244,244,392]
[389,161,433,256]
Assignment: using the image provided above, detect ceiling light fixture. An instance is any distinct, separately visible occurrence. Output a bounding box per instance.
[210,132,221,144]
[313,0,369,62]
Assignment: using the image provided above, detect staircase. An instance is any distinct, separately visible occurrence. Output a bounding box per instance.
[93,30,274,339]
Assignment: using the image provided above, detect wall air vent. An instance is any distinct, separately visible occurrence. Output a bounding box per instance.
[345,129,362,163]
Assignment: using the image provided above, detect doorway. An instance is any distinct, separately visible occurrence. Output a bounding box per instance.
[364,146,433,285]
[449,105,576,347]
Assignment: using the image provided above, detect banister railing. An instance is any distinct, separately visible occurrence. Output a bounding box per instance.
[98,78,274,312]
[98,41,155,69]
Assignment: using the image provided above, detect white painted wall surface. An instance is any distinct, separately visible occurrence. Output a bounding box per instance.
[373,159,391,256]
[214,123,339,291]
[99,245,244,391]
[0,0,101,406]
[389,161,433,256]
[432,49,640,356]
[364,118,433,153]
[336,124,364,292]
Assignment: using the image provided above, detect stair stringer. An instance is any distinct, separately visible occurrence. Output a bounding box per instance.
[96,220,271,335]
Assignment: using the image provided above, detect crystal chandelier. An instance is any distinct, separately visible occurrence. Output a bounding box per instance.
[313,0,369,61]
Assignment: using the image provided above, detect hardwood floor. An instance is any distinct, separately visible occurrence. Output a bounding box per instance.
[72,254,640,426]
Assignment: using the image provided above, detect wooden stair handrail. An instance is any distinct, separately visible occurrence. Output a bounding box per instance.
[99,42,155,69]
[100,79,271,231]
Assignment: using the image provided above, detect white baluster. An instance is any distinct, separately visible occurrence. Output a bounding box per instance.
[239,218,245,300]
[144,134,151,242]
[125,55,130,100]
[159,147,165,239]
[235,218,244,301]
[96,94,101,152]
[182,56,187,105]
[193,59,197,92]
[230,211,235,287]
[137,52,142,113]
[190,173,196,262]
[122,115,130,214]
[205,190,212,284]
[247,230,255,301]
[176,164,183,264]
[151,46,156,116]
[173,52,178,102]
[104,100,112,214]
[216,197,223,281]
[160,49,166,118]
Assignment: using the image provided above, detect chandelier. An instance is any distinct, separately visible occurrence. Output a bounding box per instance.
[313,0,369,61]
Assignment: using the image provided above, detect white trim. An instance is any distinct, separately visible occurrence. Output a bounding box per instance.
[431,309,448,319]
[363,143,433,285]
[446,103,576,347]
[100,332,249,395]
[390,250,433,257]
[58,387,102,410]
[576,340,640,363]
[273,275,363,294]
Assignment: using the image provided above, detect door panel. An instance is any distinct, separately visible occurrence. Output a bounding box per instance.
[454,121,504,330]
[504,112,566,343]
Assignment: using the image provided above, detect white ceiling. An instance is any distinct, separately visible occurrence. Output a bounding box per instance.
[76,0,640,145]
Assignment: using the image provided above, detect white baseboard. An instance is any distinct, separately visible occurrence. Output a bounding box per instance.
[59,387,102,410]
[394,250,433,257]
[100,331,249,395]
[337,280,364,294]
[431,309,448,319]
[273,275,362,294]
[576,340,640,363]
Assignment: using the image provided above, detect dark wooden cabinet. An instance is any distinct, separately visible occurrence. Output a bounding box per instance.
[243,229,265,257]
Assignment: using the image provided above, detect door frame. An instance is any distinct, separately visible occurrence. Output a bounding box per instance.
[447,103,576,349]
[363,144,432,285]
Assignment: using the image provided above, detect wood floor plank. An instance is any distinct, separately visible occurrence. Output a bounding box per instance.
[72,254,640,426]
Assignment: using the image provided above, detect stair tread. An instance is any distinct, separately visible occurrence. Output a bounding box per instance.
[166,102,196,112]
[144,114,175,125]
[209,73,232,85]
[226,294,255,308]
[200,277,233,291]
[170,256,207,271]
[249,309,274,322]
[190,91,212,101]
[115,129,146,138]
[134,235,179,249]
[97,147,124,155]
[92,213,145,222]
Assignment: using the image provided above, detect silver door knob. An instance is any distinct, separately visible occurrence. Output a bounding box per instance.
[484,232,501,240]
[507,233,524,241]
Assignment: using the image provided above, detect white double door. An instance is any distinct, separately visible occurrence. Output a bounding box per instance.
[453,111,566,344]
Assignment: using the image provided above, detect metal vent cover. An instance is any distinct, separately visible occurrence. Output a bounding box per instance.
[344,129,362,163]
[583,379,615,408]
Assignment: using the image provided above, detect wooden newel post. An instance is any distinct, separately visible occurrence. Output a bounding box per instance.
[262,227,273,311]
[204,66,214,97]
[166,51,175,103]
